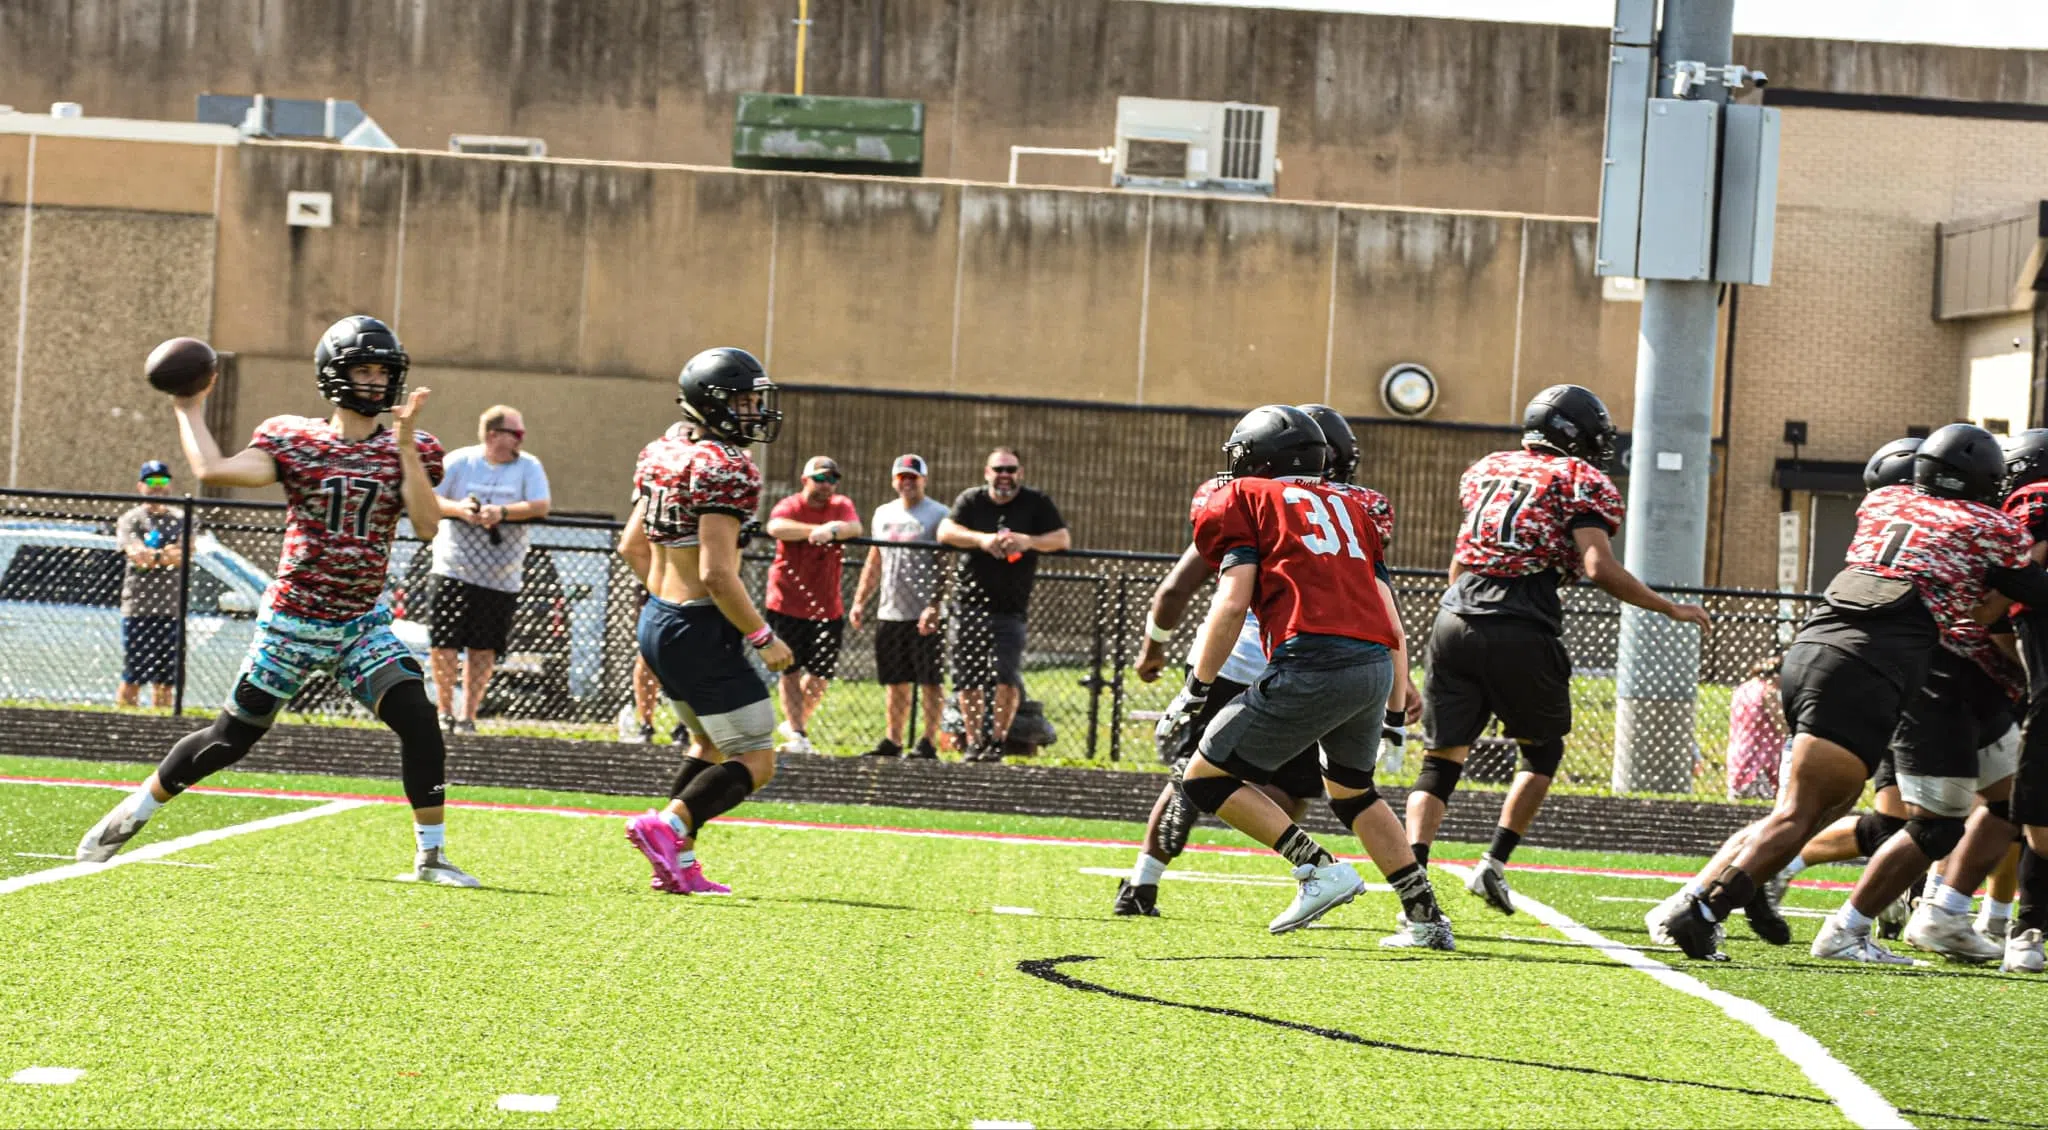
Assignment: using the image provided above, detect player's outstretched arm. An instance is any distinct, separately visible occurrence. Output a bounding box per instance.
[172,387,276,488]
[1135,545,1211,683]
[699,512,793,672]
[390,389,443,537]
[1573,526,1710,630]
[617,497,654,587]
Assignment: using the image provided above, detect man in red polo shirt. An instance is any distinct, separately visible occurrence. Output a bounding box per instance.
[764,455,863,753]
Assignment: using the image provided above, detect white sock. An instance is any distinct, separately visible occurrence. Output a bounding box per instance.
[1935,884,1973,915]
[1780,857,1808,879]
[414,822,445,853]
[1838,904,1873,932]
[1923,872,1945,900]
[131,787,163,820]
[1132,854,1168,887]
[1680,879,1705,898]
[677,847,696,866]
[1984,897,2011,920]
[662,811,690,840]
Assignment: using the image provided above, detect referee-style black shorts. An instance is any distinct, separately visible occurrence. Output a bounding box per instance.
[429,576,517,653]
[766,610,844,679]
[1421,612,1571,750]
[874,619,942,686]
[1779,640,1907,776]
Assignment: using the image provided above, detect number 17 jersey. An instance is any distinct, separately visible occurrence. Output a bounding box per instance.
[1441,448,1623,634]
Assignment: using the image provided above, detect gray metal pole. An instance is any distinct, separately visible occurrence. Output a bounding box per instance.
[1611,0,1732,794]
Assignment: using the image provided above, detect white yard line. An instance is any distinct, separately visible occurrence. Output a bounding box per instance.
[1440,863,1910,1130]
[496,1094,559,1113]
[1075,866,1393,892]
[0,801,368,896]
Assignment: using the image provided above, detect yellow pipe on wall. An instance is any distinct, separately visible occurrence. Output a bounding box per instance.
[795,0,810,95]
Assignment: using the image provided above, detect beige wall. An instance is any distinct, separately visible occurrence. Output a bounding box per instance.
[10,0,2048,214]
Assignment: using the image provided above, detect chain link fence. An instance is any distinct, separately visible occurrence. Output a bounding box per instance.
[0,487,1817,804]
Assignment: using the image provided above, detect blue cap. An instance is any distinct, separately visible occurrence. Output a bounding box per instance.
[139,460,171,481]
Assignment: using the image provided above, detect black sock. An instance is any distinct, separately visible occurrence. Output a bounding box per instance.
[2019,844,2048,933]
[1701,865,1757,923]
[668,757,717,801]
[1388,862,1441,922]
[1411,842,1431,869]
[1487,827,1522,864]
[1275,825,1335,869]
[677,761,757,833]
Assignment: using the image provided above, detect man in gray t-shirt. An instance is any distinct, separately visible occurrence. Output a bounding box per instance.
[849,454,949,758]
[426,405,552,731]
[115,460,192,707]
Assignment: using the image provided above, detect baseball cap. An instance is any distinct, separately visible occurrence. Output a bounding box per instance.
[892,454,928,478]
[139,460,172,482]
[803,455,841,481]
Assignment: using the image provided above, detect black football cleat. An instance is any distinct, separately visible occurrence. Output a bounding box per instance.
[1112,879,1160,917]
[1743,882,1791,946]
[1666,895,1728,961]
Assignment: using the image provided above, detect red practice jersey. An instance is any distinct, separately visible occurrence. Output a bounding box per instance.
[1192,475,1400,655]
[1190,475,1393,542]
[634,434,762,548]
[1453,449,1623,579]
[250,415,444,621]
[1848,485,2031,658]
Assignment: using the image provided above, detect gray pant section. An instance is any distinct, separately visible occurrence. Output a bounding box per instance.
[1198,651,1393,781]
[675,697,778,757]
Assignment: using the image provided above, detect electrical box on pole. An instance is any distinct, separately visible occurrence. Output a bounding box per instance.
[1715,104,1782,285]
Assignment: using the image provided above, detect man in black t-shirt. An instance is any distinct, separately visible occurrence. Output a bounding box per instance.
[937,447,1071,760]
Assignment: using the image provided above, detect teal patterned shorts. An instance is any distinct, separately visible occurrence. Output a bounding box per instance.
[227,604,421,725]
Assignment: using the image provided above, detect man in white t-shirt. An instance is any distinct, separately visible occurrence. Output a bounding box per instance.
[850,454,949,758]
[428,404,551,732]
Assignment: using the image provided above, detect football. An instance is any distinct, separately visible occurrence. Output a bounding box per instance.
[144,336,218,397]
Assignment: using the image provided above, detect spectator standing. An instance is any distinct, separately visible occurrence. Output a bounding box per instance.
[1726,654,1788,800]
[764,455,862,753]
[428,405,551,732]
[937,447,1071,761]
[115,460,192,708]
[850,454,948,759]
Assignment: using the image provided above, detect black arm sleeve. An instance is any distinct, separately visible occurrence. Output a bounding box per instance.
[1986,565,2048,608]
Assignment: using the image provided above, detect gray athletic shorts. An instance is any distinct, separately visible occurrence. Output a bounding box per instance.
[1198,644,1393,782]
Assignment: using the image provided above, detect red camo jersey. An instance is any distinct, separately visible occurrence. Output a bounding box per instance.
[1847,485,2030,653]
[634,434,762,548]
[250,415,444,621]
[2002,481,2048,617]
[1453,449,1623,579]
[1192,475,1400,654]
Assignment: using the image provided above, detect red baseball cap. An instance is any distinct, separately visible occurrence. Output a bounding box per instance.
[892,454,928,478]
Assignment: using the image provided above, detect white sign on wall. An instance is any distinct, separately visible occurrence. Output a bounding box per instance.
[1777,510,1801,591]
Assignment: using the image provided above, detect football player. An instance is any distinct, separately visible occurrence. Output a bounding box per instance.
[1164,405,1449,946]
[1406,385,1709,916]
[77,316,477,886]
[616,348,793,895]
[1663,424,2048,961]
[1116,406,1414,916]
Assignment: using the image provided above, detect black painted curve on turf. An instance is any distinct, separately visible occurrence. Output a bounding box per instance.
[1016,954,2047,1129]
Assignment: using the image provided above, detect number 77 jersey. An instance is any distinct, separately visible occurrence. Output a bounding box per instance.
[1192,475,1401,656]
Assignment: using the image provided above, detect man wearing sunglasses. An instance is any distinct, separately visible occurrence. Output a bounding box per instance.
[427,403,551,733]
[114,460,194,708]
[764,455,862,754]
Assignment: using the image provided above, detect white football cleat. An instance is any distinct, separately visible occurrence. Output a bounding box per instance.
[2003,928,2044,974]
[1974,909,2010,946]
[1380,911,1456,951]
[1464,857,1515,915]
[1268,861,1365,934]
[1811,914,1913,965]
[1904,903,2003,964]
[402,847,481,888]
[76,791,152,863]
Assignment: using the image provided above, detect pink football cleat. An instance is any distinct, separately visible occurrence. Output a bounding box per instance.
[676,861,731,896]
[625,812,685,894]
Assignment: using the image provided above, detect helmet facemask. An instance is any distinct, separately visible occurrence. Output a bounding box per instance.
[320,351,407,417]
[680,382,783,446]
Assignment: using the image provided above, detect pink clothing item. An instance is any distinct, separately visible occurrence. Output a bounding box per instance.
[1725,677,1787,800]
[626,811,686,893]
[765,492,860,620]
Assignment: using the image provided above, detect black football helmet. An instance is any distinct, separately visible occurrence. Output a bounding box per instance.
[676,347,782,446]
[1862,438,1921,491]
[2003,429,2048,495]
[1222,404,1326,480]
[1523,384,1617,467]
[315,315,408,416]
[1912,423,2004,502]
[1297,404,1359,484]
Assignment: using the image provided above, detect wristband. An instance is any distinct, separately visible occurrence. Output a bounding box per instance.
[1145,616,1175,643]
[745,625,775,648]
[1184,673,1213,697]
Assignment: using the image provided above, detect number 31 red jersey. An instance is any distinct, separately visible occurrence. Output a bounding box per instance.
[1192,475,1400,656]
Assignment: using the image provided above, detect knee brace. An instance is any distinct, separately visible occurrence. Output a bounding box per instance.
[1329,788,1382,830]
[1853,811,1907,858]
[1517,738,1565,778]
[668,756,718,802]
[157,710,268,795]
[677,760,758,832]
[1413,757,1464,804]
[1180,773,1244,815]
[1904,816,1967,862]
[376,680,447,810]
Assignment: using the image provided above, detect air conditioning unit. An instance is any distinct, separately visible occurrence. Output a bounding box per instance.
[1112,97,1278,196]
[449,134,547,158]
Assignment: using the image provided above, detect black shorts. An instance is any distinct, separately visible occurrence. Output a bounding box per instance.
[2017,702,2048,826]
[1191,675,1322,799]
[765,611,844,679]
[1779,640,1908,776]
[952,609,1026,689]
[1889,648,2011,783]
[1421,612,1570,750]
[121,615,179,685]
[429,577,517,653]
[875,619,942,685]
[1870,750,1897,795]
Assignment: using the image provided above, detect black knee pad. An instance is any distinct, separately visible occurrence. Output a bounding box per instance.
[1904,816,1966,862]
[1181,773,1243,815]
[1517,738,1564,778]
[1983,799,2014,826]
[1413,757,1464,804]
[1329,788,1381,829]
[376,680,447,810]
[157,711,268,795]
[1853,811,1907,858]
[1320,759,1376,791]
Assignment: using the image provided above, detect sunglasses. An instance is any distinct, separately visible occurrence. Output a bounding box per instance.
[490,428,525,439]
[989,465,1020,474]
[141,476,171,488]
[807,472,840,483]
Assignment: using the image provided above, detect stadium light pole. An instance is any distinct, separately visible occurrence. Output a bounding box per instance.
[1611,0,1735,793]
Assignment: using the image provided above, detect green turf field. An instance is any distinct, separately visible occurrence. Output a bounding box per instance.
[0,755,2041,1129]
